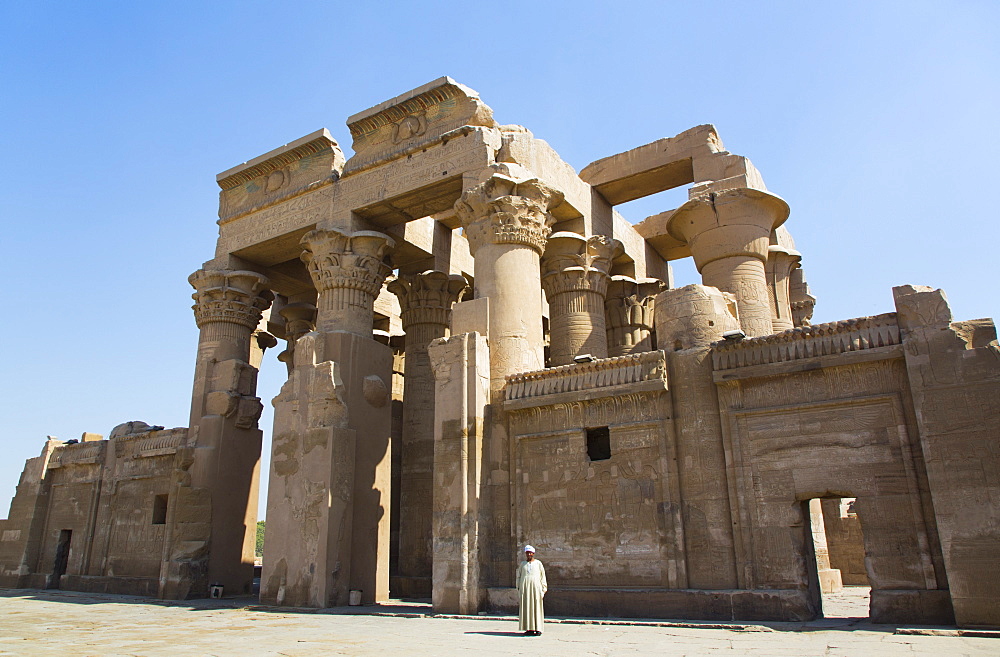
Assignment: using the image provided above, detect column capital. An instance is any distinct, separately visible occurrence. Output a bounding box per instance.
[605,276,666,356]
[667,187,789,271]
[455,168,563,255]
[300,229,395,297]
[790,267,817,327]
[541,233,620,297]
[387,270,468,330]
[189,269,272,329]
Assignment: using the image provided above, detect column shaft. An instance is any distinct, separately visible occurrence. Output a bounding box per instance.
[701,256,773,338]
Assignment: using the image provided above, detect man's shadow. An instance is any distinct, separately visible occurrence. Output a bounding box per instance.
[464,631,526,637]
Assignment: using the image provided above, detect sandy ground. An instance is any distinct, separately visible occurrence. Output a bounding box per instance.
[0,587,995,657]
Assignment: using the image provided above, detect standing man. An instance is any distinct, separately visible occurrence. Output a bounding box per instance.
[516,545,547,636]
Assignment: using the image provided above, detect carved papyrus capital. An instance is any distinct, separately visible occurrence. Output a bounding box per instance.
[605,276,666,356]
[541,233,621,297]
[388,270,468,330]
[455,171,563,255]
[189,269,272,329]
[790,267,817,327]
[301,229,395,296]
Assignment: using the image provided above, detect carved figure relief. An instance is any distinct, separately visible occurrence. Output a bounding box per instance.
[392,112,427,143]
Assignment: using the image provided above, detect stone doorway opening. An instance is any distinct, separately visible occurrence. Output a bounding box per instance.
[46,529,72,590]
[807,497,871,619]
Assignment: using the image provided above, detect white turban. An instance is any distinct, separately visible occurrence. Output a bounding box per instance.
[524,545,535,553]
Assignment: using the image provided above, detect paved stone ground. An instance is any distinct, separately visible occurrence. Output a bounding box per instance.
[0,588,996,656]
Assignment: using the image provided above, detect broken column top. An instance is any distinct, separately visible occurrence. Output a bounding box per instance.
[345,76,498,172]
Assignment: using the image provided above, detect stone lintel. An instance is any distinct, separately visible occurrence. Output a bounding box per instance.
[579,125,724,205]
[217,129,342,190]
[635,210,691,262]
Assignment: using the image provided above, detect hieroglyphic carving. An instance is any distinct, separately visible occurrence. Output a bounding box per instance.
[513,422,668,586]
[336,128,497,211]
[216,184,335,256]
[508,391,669,438]
[725,394,937,591]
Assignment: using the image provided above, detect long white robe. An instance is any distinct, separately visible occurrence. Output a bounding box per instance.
[516,559,547,631]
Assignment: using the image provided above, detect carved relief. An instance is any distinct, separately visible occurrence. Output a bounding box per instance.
[392,112,427,143]
[189,269,273,329]
[454,168,563,255]
[300,229,395,296]
[388,270,468,330]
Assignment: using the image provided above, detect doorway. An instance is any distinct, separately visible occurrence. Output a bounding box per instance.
[46,529,72,589]
[807,498,870,618]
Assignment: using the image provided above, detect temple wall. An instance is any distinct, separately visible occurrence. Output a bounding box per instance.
[0,429,188,596]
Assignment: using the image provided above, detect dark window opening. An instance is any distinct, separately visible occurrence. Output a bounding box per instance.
[586,426,612,461]
[152,494,168,525]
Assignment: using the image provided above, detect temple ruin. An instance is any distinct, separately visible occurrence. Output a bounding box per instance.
[2,77,998,628]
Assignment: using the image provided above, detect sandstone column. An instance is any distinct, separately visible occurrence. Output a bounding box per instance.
[452,164,562,596]
[764,227,801,333]
[605,276,666,356]
[541,233,620,365]
[456,166,562,387]
[167,269,272,599]
[666,188,789,337]
[387,271,468,596]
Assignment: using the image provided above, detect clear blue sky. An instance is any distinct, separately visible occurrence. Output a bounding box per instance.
[2,1,998,516]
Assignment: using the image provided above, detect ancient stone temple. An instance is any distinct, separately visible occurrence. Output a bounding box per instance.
[2,77,999,628]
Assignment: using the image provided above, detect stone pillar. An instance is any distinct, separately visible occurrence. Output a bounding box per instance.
[541,233,620,365]
[453,165,561,596]
[808,499,843,594]
[765,227,801,333]
[790,268,816,327]
[605,276,666,356]
[263,229,397,607]
[276,302,317,375]
[666,188,789,337]
[387,271,468,596]
[300,229,395,336]
[428,332,490,614]
[167,269,272,599]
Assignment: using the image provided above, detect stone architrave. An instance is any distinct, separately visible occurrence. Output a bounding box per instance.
[765,226,801,333]
[666,188,789,337]
[300,229,395,336]
[605,276,666,356]
[387,271,468,595]
[541,233,621,365]
[790,267,817,327]
[163,269,272,600]
[455,164,563,387]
